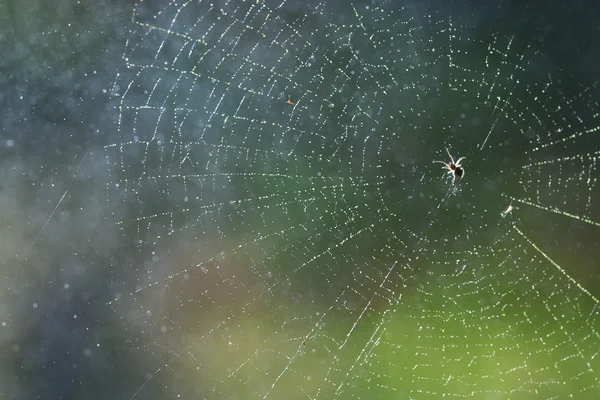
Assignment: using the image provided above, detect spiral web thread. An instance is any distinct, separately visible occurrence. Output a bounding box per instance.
[105,1,600,398]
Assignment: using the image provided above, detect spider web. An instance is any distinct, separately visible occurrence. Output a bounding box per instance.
[105,0,600,398]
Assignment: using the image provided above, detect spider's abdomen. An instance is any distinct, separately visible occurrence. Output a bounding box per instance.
[454,167,463,177]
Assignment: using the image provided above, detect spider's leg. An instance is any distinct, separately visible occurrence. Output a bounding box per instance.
[433,161,451,171]
[445,147,455,164]
[455,157,466,166]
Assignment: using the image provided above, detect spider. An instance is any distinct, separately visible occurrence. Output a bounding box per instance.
[433,148,466,185]
[500,201,519,218]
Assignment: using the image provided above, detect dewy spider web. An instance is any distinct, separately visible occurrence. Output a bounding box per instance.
[105,0,600,398]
